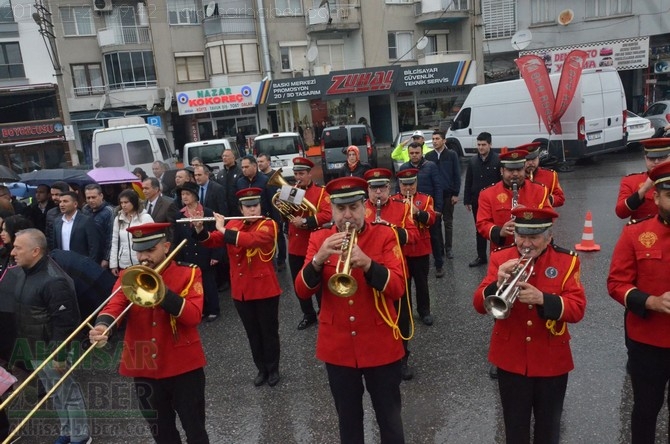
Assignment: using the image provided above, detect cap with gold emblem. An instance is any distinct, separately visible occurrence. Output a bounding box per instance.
[512,207,559,235]
[236,187,263,206]
[131,222,172,251]
[364,168,393,187]
[500,149,529,169]
[519,142,543,160]
[641,138,670,159]
[292,157,315,171]
[396,168,418,184]
[325,177,368,205]
[649,161,670,190]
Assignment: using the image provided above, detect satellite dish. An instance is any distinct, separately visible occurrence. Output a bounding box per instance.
[306,46,319,63]
[511,29,532,51]
[145,95,155,112]
[205,1,217,17]
[98,94,107,111]
[163,88,173,112]
[416,36,429,51]
[558,9,574,25]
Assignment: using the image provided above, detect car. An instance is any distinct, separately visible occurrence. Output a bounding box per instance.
[252,132,306,180]
[320,124,377,183]
[391,129,435,173]
[642,100,670,130]
[625,110,655,145]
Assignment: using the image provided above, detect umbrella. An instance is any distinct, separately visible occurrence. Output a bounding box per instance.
[19,168,94,186]
[0,165,20,182]
[87,167,140,184]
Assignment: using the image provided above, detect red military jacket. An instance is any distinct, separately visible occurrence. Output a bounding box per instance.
[200,217,281,301]
[476,179,551,250]
[287,182,332,256]
[473,244,586,377]
[364,197,419,249]
[615,172,657,220]
[97,261,206,379]
[608,215,670,347]
[391,191,435,257]
[532,167,565,208]
[295,223,406,368]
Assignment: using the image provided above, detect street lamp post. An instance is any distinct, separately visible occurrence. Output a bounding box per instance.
[32,0,79,166]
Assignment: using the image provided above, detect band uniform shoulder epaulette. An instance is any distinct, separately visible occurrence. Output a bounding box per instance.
[176,261,199,268]
[492,244,516,253]
[627,215,654,225]
[625,171,647,177]
[539,166,557,174]
[551,243,578,256]
[480,183,495,192]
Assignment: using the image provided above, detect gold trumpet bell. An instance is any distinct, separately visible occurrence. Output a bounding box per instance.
[121,265,167,307]
[329,274,358,297]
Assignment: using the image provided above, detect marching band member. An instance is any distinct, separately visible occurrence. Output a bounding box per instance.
[286,157,332,330]
[523,142,565,207]
[295,177,407,444]
[363,168,418,381]
[476,149,551,251]
[89,223,209,444]
[473,207,586,444]
[608,161,670,443]
[393,168,436,326]
[194,188,282,387]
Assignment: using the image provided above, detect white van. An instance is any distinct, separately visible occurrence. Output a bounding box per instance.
[92,117,177,174]
[182,138,237,174]
[252,132,306,180]
[446,68,627,160]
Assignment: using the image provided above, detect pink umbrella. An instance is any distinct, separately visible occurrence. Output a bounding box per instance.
[87,167,140,185]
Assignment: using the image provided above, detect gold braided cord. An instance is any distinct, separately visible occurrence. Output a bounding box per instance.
[171,265,198,340]
[245,219,278,264]
[545,255,577,337]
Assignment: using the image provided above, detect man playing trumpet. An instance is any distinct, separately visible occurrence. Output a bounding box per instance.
[295,177,407,444]
[473,207,586,444]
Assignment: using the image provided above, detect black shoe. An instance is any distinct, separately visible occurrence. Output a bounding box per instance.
[435,268,445,278]
[489,364,498,380]
[469,257,487,268]
[205,314,219,323]
[421,314,434,326]
[401,357,414,381]
[297,316,317,330]
[445,248,454,259]
[253,371,267,387]
[267,371,280,387]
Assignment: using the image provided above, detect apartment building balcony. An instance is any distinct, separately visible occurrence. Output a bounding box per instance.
[204,15,256,37]
[415,0,470,24]
[417,50,471,65]
[97,26,151,50]
[306,2,360,34]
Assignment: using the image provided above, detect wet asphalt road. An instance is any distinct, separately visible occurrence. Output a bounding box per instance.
[7,147,667,443]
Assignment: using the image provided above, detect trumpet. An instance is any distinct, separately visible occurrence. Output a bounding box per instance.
[327,222,359,298]
[176,216,263,223]
[405,191,414,212]
[0,239,188,444]
[374,198,382,223]
[484,248,534,319]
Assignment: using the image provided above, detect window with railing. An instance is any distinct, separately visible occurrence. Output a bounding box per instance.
[482,0,516,39]
[0,0,13,23]
[61,6,94,36]
[0,42,24,79]
[586,0,631,18]
[104,51,156,89]
[530,0,554,24]
[168,0,199,24]
[388,31,413,61]
[176,55,206,81]
[72,63,104,95]
[208,42,260,75]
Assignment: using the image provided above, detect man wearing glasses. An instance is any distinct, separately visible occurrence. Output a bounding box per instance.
[616,138,670,220]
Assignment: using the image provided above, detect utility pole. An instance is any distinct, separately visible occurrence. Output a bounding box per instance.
[32,0,79,166]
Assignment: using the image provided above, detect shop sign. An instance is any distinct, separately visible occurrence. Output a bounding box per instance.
[520,37,649,73]
[0,119,64,142]
[176,84,263,115]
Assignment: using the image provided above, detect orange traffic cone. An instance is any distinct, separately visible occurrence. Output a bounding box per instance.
[575,211,600,252]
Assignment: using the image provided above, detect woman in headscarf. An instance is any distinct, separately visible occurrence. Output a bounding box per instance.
[338,145,371,178]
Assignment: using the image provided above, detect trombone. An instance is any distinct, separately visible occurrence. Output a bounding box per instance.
[327,222,358,298]
[0,239,188,444]
[484,248,534,319]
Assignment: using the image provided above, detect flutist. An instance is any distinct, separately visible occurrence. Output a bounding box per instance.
[296,177,407,444]
[473,207,585,444]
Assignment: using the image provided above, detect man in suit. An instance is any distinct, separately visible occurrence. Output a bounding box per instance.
[53,191,102,263]
[142,177,178,223]
[215,149,242,217]
[152,160,169,192]
[194,165,226,215]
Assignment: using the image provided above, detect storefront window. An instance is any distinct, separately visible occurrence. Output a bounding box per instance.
[327,98,355,125]
[397,88,470,132]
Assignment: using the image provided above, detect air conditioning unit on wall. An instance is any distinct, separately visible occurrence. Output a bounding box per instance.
[93,0,112,12]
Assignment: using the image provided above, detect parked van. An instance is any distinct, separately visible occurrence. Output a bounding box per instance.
[182,138,237,174]
[446,68,627,160]
[252,132,306,180]
[320,124,377,183]
[92,117,177,174]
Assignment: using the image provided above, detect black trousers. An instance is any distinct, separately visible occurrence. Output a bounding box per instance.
[134,368,209,444]
[441,194,455,251]
[288,254,320,318]
[202,265,220,317]
[406,255,430,317]
[233,296,280,374]
[471,202,488,260]
[325,361,405,444]
[627,339,670,444]
[429,223,444,269]
[276,222,287,263]
[497,368,568,444]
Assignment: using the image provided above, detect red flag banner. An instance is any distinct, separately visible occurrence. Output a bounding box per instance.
[551,50,588,134]
[515,55,555,134]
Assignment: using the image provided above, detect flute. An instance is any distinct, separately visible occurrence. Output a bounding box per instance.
[176,216,264,223]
